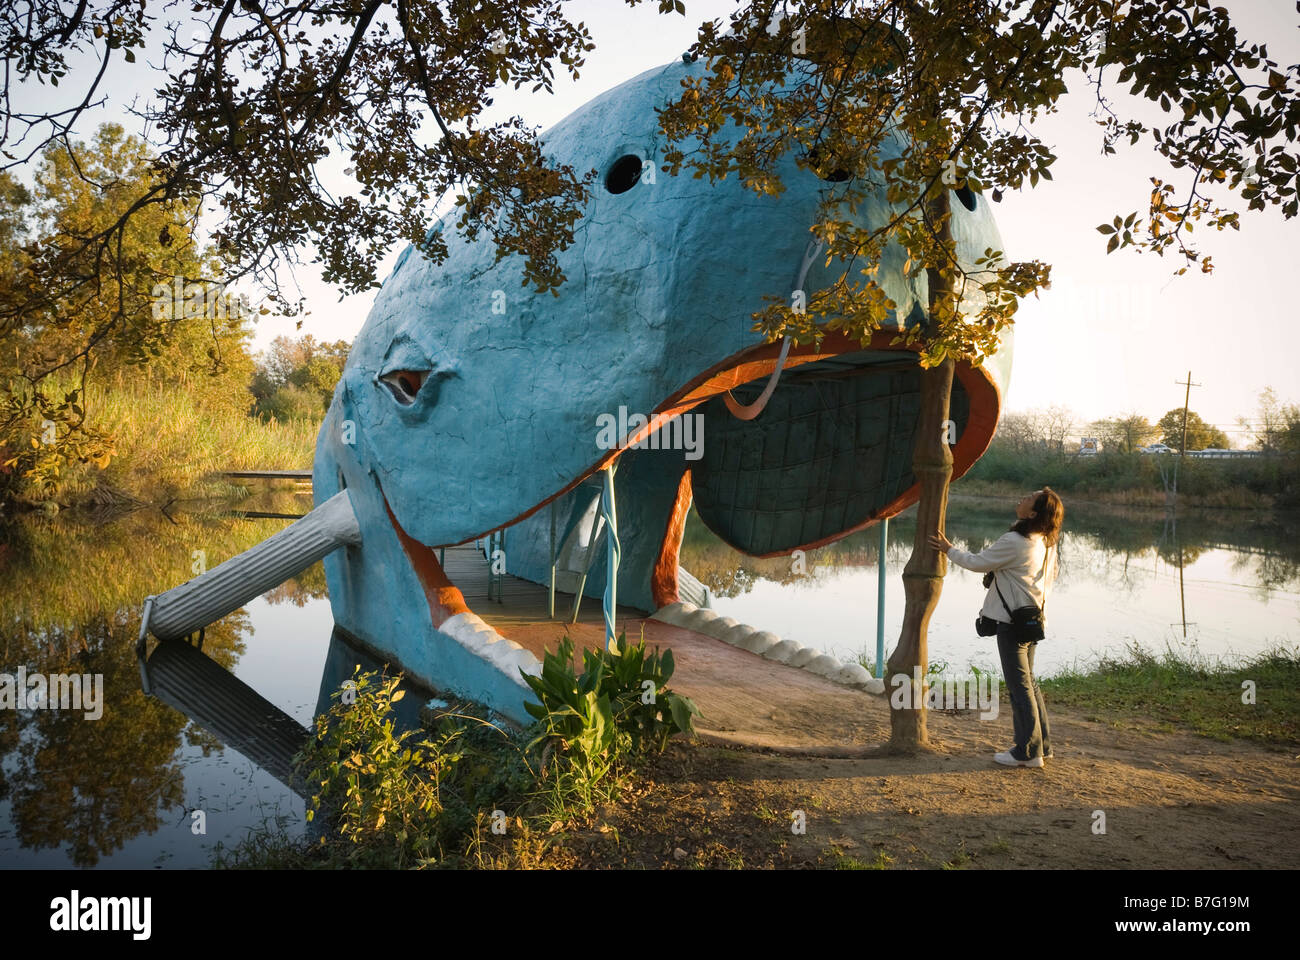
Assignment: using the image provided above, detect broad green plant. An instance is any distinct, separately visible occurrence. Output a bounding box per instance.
[521,632,699,807]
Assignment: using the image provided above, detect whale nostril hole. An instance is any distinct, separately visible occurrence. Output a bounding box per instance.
[806,147,852,182]
[379,369,428,405]
[605,154,645,195]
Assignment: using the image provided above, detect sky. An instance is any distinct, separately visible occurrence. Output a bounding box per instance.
[15,0,1300,443]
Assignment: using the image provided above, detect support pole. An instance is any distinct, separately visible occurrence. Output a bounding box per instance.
[1173,371,1201,509]
[548,500,556,619]
[876,516,888,678]
[600,462,620,650]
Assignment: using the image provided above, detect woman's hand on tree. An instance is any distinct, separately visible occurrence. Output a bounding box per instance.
[927,531,953,554]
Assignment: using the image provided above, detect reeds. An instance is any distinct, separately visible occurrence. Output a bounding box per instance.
[26,377,319,504]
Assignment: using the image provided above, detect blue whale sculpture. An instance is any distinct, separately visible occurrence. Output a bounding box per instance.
[305,57,1013,722]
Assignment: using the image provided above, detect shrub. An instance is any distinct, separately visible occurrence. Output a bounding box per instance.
[522,632,699,808]
[298,668,465,868]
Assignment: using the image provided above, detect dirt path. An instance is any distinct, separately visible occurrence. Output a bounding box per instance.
[558,696,1299,869]
[464,568,1298,869]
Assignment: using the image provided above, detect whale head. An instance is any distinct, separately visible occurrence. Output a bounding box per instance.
[312,57,1011,706]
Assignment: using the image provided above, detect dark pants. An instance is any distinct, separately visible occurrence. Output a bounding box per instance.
[995,625,1051,761]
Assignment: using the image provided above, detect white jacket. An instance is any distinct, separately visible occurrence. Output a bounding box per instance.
[946,530,1057,624]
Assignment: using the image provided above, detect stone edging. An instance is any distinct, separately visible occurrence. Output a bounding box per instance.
[650,601,887,695]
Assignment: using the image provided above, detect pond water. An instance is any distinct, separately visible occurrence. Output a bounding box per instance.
[685,497,1300,678]
[1,492,1295,868]
[0,494,338,869]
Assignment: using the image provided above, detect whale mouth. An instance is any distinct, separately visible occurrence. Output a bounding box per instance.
[375,329,1001,632]
[608,330,998,558]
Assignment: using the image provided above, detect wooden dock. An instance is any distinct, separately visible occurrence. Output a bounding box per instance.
[440,543,644,629]
[222,469,313,481]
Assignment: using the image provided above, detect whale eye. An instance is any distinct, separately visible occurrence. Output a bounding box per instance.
[379,369,428,405]
[605,154,645,194]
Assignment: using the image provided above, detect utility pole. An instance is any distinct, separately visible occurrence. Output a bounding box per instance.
[1171,371,1201,506]
[1175,371,1201,458]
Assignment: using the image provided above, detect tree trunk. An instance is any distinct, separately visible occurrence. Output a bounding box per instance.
[884,357,953,750]
[885,188,956,752]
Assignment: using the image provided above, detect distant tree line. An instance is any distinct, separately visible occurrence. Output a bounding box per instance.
[995,389,1299,457]
[0,123,351,499]
[249,335,350,423]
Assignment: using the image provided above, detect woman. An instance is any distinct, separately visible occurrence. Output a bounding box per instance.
[928,487,1063,769]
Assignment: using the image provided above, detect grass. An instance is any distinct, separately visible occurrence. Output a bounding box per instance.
[941,842,973,870]
[218,647,697,870]
[855,651,880,675]
[1041,643,1300,748]
[983,837,1012,856]
[12,377,318,506]
[857,640,1299,749]
[833,849,896,869]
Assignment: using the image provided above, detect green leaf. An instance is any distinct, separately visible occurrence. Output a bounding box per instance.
[667,694,699,734]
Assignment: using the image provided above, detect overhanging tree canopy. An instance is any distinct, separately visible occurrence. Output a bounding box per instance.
[1,0,690,480]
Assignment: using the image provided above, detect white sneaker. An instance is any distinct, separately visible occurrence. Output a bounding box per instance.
[994,750,1044,768]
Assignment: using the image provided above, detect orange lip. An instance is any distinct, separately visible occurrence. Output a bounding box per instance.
[382,492,473,629]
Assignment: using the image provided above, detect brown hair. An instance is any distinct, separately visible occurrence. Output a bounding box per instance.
[1010,486,1064,547]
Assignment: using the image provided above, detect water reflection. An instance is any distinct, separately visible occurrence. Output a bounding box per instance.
[143,638,310,796]
[0,494,326,868]
[684,498,1300,675]
[1,491,1296,867]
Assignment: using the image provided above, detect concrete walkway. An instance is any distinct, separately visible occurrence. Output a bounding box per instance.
[444,545,876,749]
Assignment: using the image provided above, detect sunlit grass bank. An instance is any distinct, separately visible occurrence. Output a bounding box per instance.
[1041,644,1300,748]
[13,379,318,506]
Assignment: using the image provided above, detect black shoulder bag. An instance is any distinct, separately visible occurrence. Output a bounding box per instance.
[975,547,1051,641]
